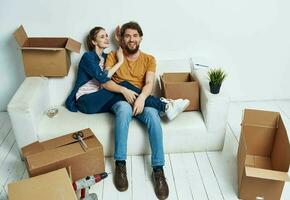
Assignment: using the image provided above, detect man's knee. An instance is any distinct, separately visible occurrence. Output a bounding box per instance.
[112,101,133,117]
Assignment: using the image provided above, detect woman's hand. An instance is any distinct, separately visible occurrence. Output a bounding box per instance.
[116,47,124,64]
[120,87,139,105]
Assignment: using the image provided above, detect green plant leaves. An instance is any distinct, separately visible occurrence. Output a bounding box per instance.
[207,68,227,86]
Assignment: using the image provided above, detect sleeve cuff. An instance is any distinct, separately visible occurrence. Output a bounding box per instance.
[98,69,110,83]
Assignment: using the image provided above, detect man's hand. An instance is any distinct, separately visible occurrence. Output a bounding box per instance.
[133,94,146,116]
[115,26,122,46]
[120,87,139,105]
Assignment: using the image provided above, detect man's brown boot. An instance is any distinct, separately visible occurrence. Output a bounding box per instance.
[152,169,169,200]
[114,162,128,191]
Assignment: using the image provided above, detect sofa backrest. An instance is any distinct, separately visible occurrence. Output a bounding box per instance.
[48,58,191,107]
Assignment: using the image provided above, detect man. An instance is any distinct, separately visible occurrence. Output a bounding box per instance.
[102,21,185,199]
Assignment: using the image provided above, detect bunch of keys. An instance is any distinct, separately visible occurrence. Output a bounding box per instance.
[72,131,88,151]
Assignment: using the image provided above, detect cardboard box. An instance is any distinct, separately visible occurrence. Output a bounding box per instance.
[160,72,199,111]
[8,168,77,200]
[237,109,290,200]
[14,25,81,77]
[22,128,105,182]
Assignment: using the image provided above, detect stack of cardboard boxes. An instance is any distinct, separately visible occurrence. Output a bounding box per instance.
[9,128,105,199]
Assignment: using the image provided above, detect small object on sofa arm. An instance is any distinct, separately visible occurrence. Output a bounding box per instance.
[47,108,59,118]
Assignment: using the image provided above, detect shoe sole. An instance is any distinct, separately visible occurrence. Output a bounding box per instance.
[114,181,128,192]
[151,173,169,200]
[116,186,128,192]
[167,100,190,121]
[114,177,128,192]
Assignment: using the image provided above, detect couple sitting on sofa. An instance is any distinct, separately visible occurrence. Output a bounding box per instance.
[65,21,190,200]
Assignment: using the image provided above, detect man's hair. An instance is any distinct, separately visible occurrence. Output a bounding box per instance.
[120,21,143,38]
[86,26,104,51]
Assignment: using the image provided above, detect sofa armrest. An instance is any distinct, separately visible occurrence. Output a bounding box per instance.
[192,69,230,134]
[7,77,49,149]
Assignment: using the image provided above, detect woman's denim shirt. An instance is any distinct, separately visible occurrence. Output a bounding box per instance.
[65,51,110,112]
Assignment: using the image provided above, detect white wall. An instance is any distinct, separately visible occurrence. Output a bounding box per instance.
[1,0,290,111]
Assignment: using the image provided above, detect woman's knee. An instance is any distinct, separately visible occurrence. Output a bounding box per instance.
[142,107,160,122]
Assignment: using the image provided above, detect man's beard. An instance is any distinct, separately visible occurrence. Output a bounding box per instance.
[124,43,139,55]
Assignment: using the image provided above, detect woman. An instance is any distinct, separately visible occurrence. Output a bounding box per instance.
[65,26,189,120]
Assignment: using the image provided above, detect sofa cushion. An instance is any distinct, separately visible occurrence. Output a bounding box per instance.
[38,106,207,156]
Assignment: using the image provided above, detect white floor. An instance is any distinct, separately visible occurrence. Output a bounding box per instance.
[1,101,290,200]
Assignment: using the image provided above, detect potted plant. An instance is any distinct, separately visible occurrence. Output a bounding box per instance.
[207,68,226,94]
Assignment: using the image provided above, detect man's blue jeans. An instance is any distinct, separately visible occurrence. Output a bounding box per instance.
[111,101,165,167]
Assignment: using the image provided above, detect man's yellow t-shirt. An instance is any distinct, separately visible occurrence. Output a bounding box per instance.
[105,51,156,89]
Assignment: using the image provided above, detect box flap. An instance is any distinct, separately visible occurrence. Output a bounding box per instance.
[8,168,77,200]
[162,72,194,83]
[65,38,81,53]
[41,128,94,149]
[14,25,28,47]
[245,166,290,182]
[21,47,64,51]
[271,118,290,171]
[238,131,248,189]
[242,109,279,128]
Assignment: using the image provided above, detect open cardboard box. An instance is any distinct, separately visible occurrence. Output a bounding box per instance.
[160,72,199,111]
[14,25,81,77]
[8,168,77,200]
[237,109,290,200]
[21,128,105,182]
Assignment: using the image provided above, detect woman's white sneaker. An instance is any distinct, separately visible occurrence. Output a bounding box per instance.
[161,98,190,120]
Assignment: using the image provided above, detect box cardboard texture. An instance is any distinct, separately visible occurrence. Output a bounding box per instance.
[14,25,81,77]
[160,72,199,111]
[21,128,105,182]
[8,168,77,200]
[237,109,290,200]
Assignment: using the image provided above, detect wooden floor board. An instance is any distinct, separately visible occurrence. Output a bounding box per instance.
[170,153,208,200]
[0,185,7,200]
[164,155,178,200]
[0,143,20,187]
[195,152,224,200]
[207,127,239,200]
[132,155,157,200]
[0,113,8,130]
[0,116,11,147]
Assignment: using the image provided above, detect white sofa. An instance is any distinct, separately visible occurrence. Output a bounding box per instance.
[8,58,229,156]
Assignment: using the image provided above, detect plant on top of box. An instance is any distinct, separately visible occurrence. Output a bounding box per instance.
[207,68,226,94]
